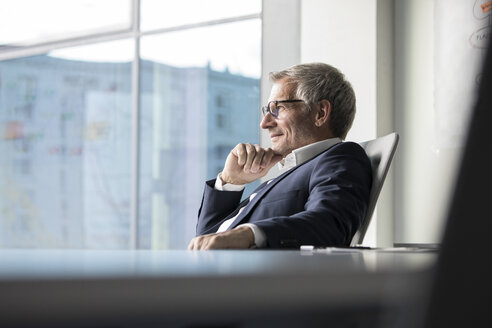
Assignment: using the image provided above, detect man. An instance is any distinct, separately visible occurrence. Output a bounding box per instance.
[188,63,372,250]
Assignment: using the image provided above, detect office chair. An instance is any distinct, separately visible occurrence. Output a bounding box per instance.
[350,132,399,246]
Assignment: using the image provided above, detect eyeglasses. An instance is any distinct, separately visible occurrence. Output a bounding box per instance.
[261,99,304,118]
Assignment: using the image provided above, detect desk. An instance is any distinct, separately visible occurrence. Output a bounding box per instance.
[0,249,436,327]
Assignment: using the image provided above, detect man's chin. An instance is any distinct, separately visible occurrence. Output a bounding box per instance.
[271,145,288,158]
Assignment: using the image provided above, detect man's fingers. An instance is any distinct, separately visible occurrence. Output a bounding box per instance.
[270,153,284,166]
[260,148,274,168]
[188,228,254,251]
[231,143,281,173]
[188,235,211,250]
[187,238,195,250]
[261,148,283,169]
[188,236,201,250]
[224,143,283,184]
[250,144,265,173]
[188,234,219,250]
[232,144,247,166]
[243,143,256,173]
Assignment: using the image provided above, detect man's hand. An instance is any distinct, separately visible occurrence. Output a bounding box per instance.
[188,226,255,250]
[221,143,283,185]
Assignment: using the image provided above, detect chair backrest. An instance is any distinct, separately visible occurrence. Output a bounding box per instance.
[350,132,399,246]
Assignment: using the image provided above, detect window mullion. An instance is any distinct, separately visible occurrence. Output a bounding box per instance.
[130,0,141,249]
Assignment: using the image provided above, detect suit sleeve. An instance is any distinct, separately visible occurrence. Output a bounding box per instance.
[253,144,372,248]
[195,179,244,236]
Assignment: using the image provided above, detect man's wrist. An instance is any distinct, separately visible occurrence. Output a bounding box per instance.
[219,171,236,185]
[218,172,228,185]
[232,225,255,248]
[238,224,267,248]
[215,173,244,191]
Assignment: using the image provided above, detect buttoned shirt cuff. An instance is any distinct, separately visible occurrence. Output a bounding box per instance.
[239,223,267,248]
[214,173,245,191]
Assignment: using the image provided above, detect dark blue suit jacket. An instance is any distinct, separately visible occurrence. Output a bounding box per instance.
[196,141,372,248]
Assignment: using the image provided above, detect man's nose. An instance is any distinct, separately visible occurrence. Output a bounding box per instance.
[260,112,276,129]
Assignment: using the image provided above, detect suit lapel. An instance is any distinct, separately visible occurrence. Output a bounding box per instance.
[225,142,341,230]
[226,164,304,230]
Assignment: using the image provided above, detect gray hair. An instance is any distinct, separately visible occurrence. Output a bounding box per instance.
[269,62,356,139]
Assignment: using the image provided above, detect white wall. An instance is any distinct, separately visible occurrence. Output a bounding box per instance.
[300,0,381,246]
[394,0,480,244]
[394,0,442,244]
[301,0,377,143]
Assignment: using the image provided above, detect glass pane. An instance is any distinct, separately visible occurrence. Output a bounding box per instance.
[141,0,261,31]
[0,40,133,248]
[0,0,131,47]
[139,19,261,249]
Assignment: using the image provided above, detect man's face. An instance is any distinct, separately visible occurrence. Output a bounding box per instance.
[260,78,317,157]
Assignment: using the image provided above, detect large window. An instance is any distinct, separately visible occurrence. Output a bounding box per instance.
[0,0,132,47]
[0,1,261,249]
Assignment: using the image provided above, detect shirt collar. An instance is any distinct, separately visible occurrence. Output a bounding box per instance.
[278,138,342,173]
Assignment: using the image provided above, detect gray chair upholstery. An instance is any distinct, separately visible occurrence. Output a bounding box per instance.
[350,132,399,246]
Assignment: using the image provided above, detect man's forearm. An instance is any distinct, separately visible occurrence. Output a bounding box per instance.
[196,179,244,236]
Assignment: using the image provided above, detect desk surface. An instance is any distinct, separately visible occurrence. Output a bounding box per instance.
[0,249,436,327]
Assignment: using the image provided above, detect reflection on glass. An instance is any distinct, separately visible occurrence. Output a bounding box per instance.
[0,0,131,47]
[0,40,133,248]
[141,0,261,31]
[139,19,261,249]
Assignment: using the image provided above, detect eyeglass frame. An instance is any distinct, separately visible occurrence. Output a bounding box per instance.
[261,99,305,118]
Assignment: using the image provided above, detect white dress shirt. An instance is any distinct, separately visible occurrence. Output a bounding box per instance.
[215,138,342,247]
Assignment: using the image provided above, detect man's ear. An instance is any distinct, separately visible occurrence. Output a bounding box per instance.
[314,99,331,127]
